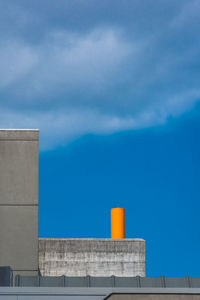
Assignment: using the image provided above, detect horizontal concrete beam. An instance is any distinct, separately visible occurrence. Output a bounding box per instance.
[0,129,39,140]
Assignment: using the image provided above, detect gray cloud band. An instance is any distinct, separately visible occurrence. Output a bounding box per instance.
[0,0,200,149]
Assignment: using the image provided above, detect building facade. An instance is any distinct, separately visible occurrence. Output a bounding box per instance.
[0,129,145,281]
[0,129,39,278]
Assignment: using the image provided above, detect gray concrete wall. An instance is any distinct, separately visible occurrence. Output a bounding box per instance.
[0,129,39,278]
[39,238,145,277]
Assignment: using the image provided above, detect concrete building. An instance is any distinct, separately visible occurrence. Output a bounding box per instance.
[39,238,145,277]
[0,129,145,281]
[0,129,39,278]
[0,129,199,299]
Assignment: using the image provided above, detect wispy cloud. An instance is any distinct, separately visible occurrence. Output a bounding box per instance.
[0,0,200,149]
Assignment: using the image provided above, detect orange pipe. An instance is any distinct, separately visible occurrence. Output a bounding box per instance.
[111,208,125,239]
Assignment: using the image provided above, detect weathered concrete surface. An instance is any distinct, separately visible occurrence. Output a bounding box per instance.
[39,238,145,277]
[0,129,39,278]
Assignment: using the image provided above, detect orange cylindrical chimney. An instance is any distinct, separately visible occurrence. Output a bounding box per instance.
[111,208,125,239]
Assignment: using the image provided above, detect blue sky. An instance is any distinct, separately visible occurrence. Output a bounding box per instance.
[0,0,200,276]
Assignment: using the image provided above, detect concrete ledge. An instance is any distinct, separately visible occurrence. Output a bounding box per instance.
[0,129,39,140]
[39,238,145,252]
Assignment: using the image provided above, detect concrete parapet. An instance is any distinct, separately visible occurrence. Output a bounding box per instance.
[39,238,145,277]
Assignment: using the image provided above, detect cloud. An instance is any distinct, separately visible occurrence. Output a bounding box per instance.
[0,41,38,89]
[0,0,200,149]
[0,28,132,105]
[0,108,165,150]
